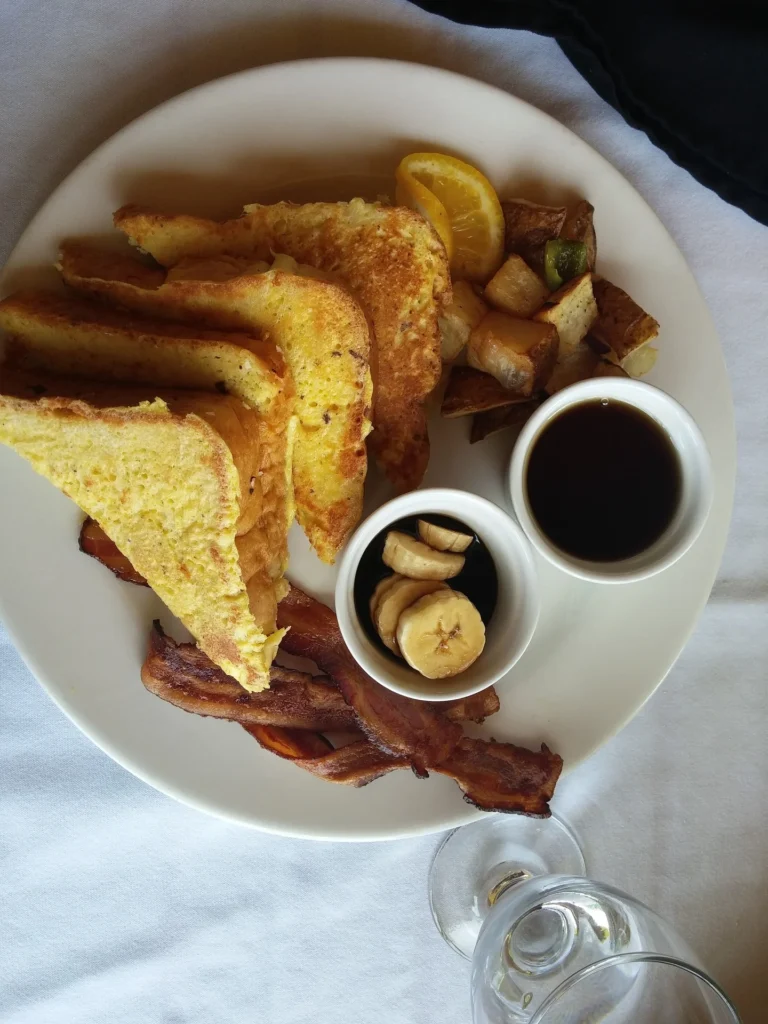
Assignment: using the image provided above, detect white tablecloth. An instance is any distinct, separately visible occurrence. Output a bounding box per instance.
[1,2,766,1021]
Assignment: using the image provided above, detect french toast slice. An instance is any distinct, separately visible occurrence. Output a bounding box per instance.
[58,243,372,563]
[0,376,285,690]
[0,288,285,415]
[112,200,451,493]
[0,289,295,562]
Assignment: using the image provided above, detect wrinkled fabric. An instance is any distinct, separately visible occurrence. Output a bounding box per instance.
[1,2,767,1022]
[409,0,768,226]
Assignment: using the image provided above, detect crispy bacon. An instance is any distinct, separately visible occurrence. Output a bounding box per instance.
[243,724,334,759]
[434,738,563,817]
[293,741,408,787]
[79,517,148,585]
[142,622,358,731]
[244,725,561,811]
[142,622,497,734]
[441,688,500,724]
[90,524,560,813]
[246,726,407,787]
[277,585,463,774]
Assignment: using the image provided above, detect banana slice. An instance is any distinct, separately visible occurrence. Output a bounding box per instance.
[396,590,486,679]
[418,520,474,553]
[369,574,403,620]
[382,531,465,580]
[374,578,448,654]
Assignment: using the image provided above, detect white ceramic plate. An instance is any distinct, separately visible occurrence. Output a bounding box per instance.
[0,58,734,840]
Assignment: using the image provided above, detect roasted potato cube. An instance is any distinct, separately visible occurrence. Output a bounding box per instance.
[438,280,489,361]
[484,255,548,318]
[545,343,599,395]
[561,200,597,270]
[470,397,544,444]
[441,366,528,418]
[468,312,558,397]
[502,199,567,263]
[533,272,597,355]
[589,278,659,367]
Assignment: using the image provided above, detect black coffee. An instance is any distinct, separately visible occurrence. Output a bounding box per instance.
[526,399,682,562]
[354,513,497,661]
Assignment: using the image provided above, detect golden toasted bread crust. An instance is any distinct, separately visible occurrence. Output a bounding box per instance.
[55,246,288,382]
[0,286,294,575]
[114,201,451,493]
[59,242,371,562]
[1,288,262,346]
[0,390,284,689]
[0,288,284,398]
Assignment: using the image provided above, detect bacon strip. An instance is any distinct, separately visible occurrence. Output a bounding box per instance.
[142,623,358,731]
[442,688,500,724]
[243,724,334,759]
[246,726,407,787]
[79,517,148,586]
[243,725,560,813]
[277,585,462,774]
[80,529,498,724]
[293,741,408,787]
[142,622,498,733]
[89,530,560,813]
[434,738,562,817]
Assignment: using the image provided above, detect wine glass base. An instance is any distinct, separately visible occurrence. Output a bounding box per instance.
[429,814,585,959]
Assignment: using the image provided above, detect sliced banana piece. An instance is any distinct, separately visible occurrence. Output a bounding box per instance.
[418,519,474,553]
[396,590,486,679]
[382,531,465,580]
[369,574,403,620]
[374,578,448,655]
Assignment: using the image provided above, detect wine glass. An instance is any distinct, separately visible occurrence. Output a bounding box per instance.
[521,954,740,1023]
[429,816,741,1022]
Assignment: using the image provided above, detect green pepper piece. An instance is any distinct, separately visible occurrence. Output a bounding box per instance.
[544,239,588,291]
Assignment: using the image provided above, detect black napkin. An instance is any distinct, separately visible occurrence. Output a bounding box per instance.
[409,0,768,226]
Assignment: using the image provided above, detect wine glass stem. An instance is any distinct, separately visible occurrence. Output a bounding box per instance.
[487,869,533,907]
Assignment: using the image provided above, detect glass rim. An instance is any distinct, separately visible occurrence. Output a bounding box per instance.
[528,952,741,1024]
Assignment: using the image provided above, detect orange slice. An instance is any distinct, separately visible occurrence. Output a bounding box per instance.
[395,171,455,262]
[395,152,505,282]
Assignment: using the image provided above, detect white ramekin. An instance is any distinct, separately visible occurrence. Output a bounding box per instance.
[334,488,540,701]
[509,377,713,584]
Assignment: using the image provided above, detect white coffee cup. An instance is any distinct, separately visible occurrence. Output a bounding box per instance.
[508,378,713,584]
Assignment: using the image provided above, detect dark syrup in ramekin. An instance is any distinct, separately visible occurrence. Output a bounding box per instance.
[526,399,682,562]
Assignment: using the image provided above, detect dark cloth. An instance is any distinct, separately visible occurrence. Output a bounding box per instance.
[408,1,768,226]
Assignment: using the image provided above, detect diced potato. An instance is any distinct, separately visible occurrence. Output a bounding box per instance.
[439,318,467,362]
[590,278,660,366]
[545,343,599,395]
[468,312,559,397]
[441,366,527,418]
[502,199,567,266]
[561,200,597,270]
[439,319,468,362]
[438,280,488,362]
[470,397,544,444]
[484,255,548,318]
[533,272,597,355]
[622,346,658,377]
